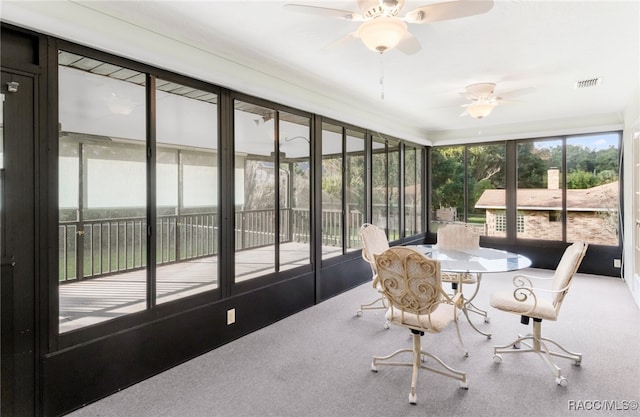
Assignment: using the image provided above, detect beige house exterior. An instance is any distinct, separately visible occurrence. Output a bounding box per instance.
[475,181,619,246]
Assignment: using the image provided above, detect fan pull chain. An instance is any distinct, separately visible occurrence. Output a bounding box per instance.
[379,52,385,100]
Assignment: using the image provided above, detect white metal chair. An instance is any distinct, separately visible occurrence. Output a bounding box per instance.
[436,223,486,323]
[490,241,588,386]
[356,224,390,327]
[371,246,468,404]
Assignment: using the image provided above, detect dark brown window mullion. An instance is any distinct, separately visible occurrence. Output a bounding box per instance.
[341,127,347,254]
[274,111,281,271]
[561,136,567,242]
[146,74,157,308]
[398,142,405,240]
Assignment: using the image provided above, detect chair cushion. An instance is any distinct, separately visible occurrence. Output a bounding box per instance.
[385,302,456,333]
[490,291,558,321]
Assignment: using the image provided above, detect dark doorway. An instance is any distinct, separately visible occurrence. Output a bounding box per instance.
[1,70,37,417]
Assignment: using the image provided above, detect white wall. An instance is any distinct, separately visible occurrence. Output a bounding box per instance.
[623,85,640,308]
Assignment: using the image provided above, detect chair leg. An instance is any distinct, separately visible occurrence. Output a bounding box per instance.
[410,335,420,404]
[453,312,469,357]
[356,296,385,315]
[356,296,390,329]
[493,320,581,386]
[458,274,492,338]
[372,332,468,404]
[465,301,490,323]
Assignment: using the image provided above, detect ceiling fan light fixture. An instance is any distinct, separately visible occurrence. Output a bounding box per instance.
[357,17,407,53]
[466,101,495,119]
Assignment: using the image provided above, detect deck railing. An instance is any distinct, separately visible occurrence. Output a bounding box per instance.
[59,208,362,281]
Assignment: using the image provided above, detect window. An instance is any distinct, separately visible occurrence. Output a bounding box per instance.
[431,146,464,231]
[433,133,619,245]
[404,145,422,236]
[279,112,311,271]
[495,211,506,233]
[565,133,620,246]
[517,212,525,233]
[58,51,147,332]
[346,128,365,252]
[371,134,406,240]
[371,136,388,232]
[494,211,524,233]
[549,211,562,222]
[388,140,401,240]
[516,138,563,241]
[467,143,505,236]
[321,122,343,259]
[233,101,311,280]
[234,102,276,280]
[155,79,219,303]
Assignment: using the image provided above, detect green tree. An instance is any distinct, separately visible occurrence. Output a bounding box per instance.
[431,146,464,211]
[594,146,619,173]
[517,142,551,188]
[567,170,600,189]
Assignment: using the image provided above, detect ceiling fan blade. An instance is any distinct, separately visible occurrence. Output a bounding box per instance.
[321,31,359,53]
[284,4,364,21]
[499,87,536,100]
[460,92,478,101]
[404,0,494,24]
[396,31,422,54]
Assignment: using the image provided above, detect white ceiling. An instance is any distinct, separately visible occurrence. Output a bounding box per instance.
[3,0,639,145]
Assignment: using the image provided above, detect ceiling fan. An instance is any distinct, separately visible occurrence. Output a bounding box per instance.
[284,0,494,54]
[460,83,535,119]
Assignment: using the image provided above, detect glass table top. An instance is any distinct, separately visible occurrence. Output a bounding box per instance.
[410,245,532,274]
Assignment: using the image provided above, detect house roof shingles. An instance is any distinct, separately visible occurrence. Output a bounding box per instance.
[474,181,618,211]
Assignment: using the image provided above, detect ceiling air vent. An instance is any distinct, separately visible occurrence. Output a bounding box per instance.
[575,77,602,89]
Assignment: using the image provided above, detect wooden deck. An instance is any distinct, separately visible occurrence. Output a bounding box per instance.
[59,243,345,333]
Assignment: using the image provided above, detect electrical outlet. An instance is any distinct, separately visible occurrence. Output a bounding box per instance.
[227,308,236,325]
[613,259,621,268]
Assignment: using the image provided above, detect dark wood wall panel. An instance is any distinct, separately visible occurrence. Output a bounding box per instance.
[1,27,39,67]
[475,240,621,277]
[42,273,315,417]
[318,257,371,302]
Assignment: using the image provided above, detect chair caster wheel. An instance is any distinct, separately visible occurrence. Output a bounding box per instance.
[513,342,521,349]
[493,354,502,363]
[409,393,416,404]
[556,376,568,387]
[356,310,363,317]
[383,322,390,330]
[486,333,492,340]
[484,316,491,323]
[574,360,581,366]
[464,351,469,358]
[460,381,469,389]
[371,361,377,372]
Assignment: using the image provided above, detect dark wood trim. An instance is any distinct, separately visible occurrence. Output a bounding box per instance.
[398,142,405,238]
[312,115,323,304]
[505,140,517,243]
[219,88,234,299]
[146,74,157,307]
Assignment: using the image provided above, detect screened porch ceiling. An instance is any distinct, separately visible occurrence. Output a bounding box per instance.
[4,1,638,145]
[58,50,391,161]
